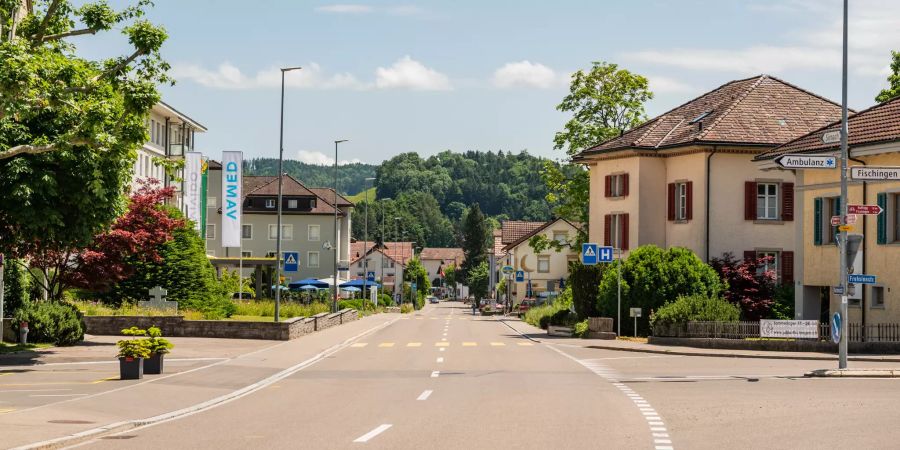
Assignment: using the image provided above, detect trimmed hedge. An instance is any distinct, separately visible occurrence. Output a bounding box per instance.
[650,294,740,327]
[14,301,85,346]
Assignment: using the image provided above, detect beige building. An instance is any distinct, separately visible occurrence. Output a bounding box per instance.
[349,241,414,298]
[498,219,581,303]
[756,97,900,326]
[419,248,464,286]
[574,75,844,282]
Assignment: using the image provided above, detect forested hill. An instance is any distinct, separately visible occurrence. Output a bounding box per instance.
[244,158,377,194]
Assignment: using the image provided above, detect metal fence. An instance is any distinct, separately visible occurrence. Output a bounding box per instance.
[654,321,900,343]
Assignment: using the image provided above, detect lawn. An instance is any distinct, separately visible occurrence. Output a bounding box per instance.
[70,299,333,321]
[0,342,53,354]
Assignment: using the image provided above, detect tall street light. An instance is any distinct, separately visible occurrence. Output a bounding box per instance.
[379,198,390,303]
[275,66,302,323]
[333,139,348,313]
[395,216,401,304]
[364,177,376,306]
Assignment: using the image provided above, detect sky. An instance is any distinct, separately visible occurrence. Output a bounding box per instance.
[76,0,900,165]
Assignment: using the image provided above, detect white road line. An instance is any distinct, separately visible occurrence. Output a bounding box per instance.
[439,348,446,352]
[416,390,433,401]
[353,424,393,443]
[0,389,72,393]
[436,357,444,363]
[431,371,440,378]
[30,394,88,398]
[0,357,227,369]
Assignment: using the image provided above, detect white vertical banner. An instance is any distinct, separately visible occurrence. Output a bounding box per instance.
[221,151,243,248]
[184,152,203,234]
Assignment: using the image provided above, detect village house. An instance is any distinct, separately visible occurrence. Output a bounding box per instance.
[498,219,581,304]
[418,247,464,289]
[349,241,415,299]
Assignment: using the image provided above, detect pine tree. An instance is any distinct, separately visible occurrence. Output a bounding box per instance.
[460,204,490,285]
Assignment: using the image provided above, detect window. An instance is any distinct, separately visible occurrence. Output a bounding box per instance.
[242,224,252,239]
[383,258,391,268]
[690,110,713,123]
[814,196,841,245]
[308,225,321,241]
[308,251,320,268]
[206,250,215,256]
[288,199,298,209]
[265,251,276,258]
[553,231,568,244]
[605,213,629,250]
[206,224,216,240]
[668,182,692,221]
[266,199,276,209]
[895,194,900,242]
[208,197,217,208]
[757,251,779,276]
[150,120,155,143]
[268,224,293,240]
[241,251,251,258]
[872,286,885,308]
[825,197,840,245]
[605,174,629,198]
[537,255,551,273]
[358,261,363,268]
[756,183,778,220]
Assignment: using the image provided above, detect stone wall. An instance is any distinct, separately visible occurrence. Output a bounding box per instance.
[648,336,900,354]
[81,309,359,341]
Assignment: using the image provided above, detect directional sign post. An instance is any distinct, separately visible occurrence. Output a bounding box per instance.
[630,307,642,338]
[850,166,900,181]
[774,154,837,170]
[848,274,877,285]
[283,252,299,272]
[847,204,883,215]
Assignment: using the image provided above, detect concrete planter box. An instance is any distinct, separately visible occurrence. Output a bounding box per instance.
[548,325,574,337]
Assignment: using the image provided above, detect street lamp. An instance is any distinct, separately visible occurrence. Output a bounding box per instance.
[275,66,302,323]
[379,198,390,303]
[333,139,348,313]
[395,216,401,304]
[364,177,376,306]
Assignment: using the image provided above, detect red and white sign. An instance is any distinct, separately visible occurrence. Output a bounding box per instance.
[831,215,858,226]
[831,216,841,226]
[847,205,883,215]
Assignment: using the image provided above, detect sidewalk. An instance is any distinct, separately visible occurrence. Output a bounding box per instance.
[500,317,900,363]
[0,313,400,449]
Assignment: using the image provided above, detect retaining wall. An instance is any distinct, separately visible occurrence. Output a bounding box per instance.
[648,336,900,354]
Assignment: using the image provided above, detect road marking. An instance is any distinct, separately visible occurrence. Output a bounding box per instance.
[430,371,440,378]
[490,342,505,347]
[442,333,447,337]
[378,343,395,348]
[351,343,368,348]
[517,342,533,346]
[0,389,72,393]
[439,347,446,352]
[30,394,89,398]
[655,440,672,444]
[651,427,667,432]
[436,357,444,363]
[462,342,477,347]
[353,424,392,443]
[435,342,449,347]
[406,343,422,347]
[0,408,15,413]
[441,338,447,341]
[417,390,433,401]
[654,433,670,438]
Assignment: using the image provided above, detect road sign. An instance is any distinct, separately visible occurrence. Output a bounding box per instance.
[850,166,900,181]
[832,215,858,226]
[581,243,599,265]
[838,225,853,232]
[832,285,857,296]
[501,265,514,275]
[774,154,837,169]
[847,204,883,215]
[598,246,614,263]
[367,271,376,281]
[629,307,642,318]
[283,252,299,272]
[515,270,524,282]
[831,313,842,344]
[821,130,842,144]
[849,274,876,284]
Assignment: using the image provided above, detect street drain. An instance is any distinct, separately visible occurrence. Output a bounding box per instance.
[48,420,96,425]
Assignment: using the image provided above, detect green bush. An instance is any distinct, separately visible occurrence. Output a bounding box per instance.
[400,304,414,314]
[568,262,604,319]
[550,308,577,326]
[524,290,573,329]
[232,300,329,318]
[650,294,741,327]
[3,259,30,315]
[573,319,589,338]
[769,284,795,320]
[14,301,85,346]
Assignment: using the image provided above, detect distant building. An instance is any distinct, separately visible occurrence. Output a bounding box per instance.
[349,241,415,297]
[497,219,581,303]
[419,247,465,296]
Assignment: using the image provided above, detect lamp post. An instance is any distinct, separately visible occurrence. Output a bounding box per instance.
[364,177,375,306]
[275,66,302,323]
[379,199,389,303]
[837,0,850,369]
[333,139,348,313]
[395,216,401,304]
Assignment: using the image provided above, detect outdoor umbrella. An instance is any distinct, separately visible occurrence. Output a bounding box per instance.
[339,279,382,289]
[341,286,362,292]
[289,278,329,289]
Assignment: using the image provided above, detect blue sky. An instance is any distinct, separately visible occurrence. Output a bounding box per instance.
[79,0,900,165]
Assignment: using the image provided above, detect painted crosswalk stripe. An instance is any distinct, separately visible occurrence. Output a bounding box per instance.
[417,390,433,401]
[462,342,477,347]
[490,342,505,346]
[378,343,395,348]
[431,371,440,378]
[435,342,449,347]
[351,343,368,348]
[517,342,533,346]
[407,342,422,347]
[353,424,392,443]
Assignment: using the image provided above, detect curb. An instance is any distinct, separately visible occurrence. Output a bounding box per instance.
[805,368,900,378]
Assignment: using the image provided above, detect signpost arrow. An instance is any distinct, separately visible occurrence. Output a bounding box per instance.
[850,166,900,181]
[847,204,883,215]
[774,154,837,169]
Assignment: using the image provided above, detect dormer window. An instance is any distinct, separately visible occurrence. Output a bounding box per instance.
[288,199,298,209]
[266,199,275,208]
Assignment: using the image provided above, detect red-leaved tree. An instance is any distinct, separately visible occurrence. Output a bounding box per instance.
[709,252,776,321]
[69,180,183,292]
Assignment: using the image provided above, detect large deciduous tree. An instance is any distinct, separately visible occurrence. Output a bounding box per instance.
[876,50,900,103]
[709,252,776,321]
[0,0,170,300]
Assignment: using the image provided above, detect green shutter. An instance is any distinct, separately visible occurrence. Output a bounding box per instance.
[814,197,823,246]
[877,193,888,245]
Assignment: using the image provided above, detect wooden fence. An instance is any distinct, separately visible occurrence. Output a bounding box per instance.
[654,321,900,342]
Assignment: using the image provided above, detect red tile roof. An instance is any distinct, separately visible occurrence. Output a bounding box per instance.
[419,247,465,264]
[501,221,545,245]
[492,230,506,257]
[350,241,415,265]
[501,218,581,252]
[577,75,844,158]
[757,97,900,159]
[309,188,354,207]
[241,175,352,215]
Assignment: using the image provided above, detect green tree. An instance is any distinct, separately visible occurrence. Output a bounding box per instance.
[3,258,30,314]
[568,261,605,319]
[467,261,490,301]
[403,257,431,307]
[876,50,900,103]
[460,204,490,285]
[598,246,723,336]
[0,0,170,301]
[546,61,653,228]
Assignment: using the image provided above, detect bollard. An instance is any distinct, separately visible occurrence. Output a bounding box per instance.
[19,321,29,344]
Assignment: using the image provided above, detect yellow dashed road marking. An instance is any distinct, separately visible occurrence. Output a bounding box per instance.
[490,342,506,347]
[434,342,450,347]
[378,343,395,348]
[462,342,477,347]
[517,342,534,346]
[91,376,119,384]
[0,408,16,414]
[351,343,368,348]
[406,342,422,347]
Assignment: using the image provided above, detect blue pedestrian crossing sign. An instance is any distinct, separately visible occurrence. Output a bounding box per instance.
[283,252,299,272]
[582,243,614,265]
[367,271,376,281]
[515,270,524,282]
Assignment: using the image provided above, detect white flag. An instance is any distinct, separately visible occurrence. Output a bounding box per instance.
[184,152,203,234]
[221,151,243,248]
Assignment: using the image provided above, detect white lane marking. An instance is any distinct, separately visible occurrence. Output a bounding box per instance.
[0,357,227,370]
[436,357,444,363]
[654,433,670,438]
[442,333,447,336]
[417,390,433,401]
[655,440,672,444]
[581,355,683,361]
[439,347,446,352]
[0,389,72,393]
[656,447,674,450]
[441,338,447,341]
[30,394,88,398]
[353,424,393,443]
[431,371,440,378]
[651,427,667,432]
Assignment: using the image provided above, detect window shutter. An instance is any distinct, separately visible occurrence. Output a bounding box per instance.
[604,214,612,246]
[781,183,794,221]
[604,175,611,198]
[622,173,629,196]
[877,193,888,245]
[743,251,756,262]
[622,214,630,250]
[781,251,794,284]
[813,197,823,246]
[686,181,694,221]
[745,181,757,220]
[667,183,676,221]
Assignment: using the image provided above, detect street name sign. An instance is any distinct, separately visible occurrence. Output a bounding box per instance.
[848,274,876,284]
[847,204,883,215]
[283,252,299,272]
[774,154,836,169]
[629,307,642,318]
[760,320,819,339]
[821,130,842,144]
[850,166,900,181]
[833,284,857,296]
[515,270,524,282]
[501,265,514,275]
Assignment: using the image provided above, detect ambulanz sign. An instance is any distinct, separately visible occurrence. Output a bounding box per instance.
[221,151,243,248]
[774,154,837,169]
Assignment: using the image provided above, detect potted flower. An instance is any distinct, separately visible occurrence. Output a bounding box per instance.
[143,326,173,375]
[117,326,150,380]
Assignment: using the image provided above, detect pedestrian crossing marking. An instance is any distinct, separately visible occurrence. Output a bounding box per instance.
[378,343,395,348]
[435,342,450,347]
[517,342,534,346]
[462,342,477,347]
[351,343,368,348]
[406,342,422,347]
[490,342,505,346]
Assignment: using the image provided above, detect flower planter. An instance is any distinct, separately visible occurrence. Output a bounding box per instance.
[144,353,165,375]
[548,325,574,337]
[119,357,144,380]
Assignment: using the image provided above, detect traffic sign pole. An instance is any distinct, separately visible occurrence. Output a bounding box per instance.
[838,0,849,370]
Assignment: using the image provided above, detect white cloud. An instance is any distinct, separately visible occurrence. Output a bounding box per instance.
[314,4,373,14]
[491,61,566,89]
[645,75,695,94]
[296,150,362,166]
[628,46,841,74]
[171,62,365,90]
[374,56,452,91]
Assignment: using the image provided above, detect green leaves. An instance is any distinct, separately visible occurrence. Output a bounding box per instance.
[876,50,900,103]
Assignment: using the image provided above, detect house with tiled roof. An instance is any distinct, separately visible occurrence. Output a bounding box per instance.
[496,218,582,304]
[349,241,415,297]
[204,169,354,289]
[756,96,900,326]
[575,75,844,284]
[419,247,465,289]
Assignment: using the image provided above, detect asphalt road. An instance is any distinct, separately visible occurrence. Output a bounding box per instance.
[69,302,900,450]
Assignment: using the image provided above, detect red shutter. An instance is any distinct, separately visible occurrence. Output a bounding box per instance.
[622,173,630,197]
[781,183,794,221]
[604,215,611,246]
[745,182,757,220]
[622,214,630,250]
[667,183,676,221]
[743,251,756,262]
[781,251,794,284]
[686,181,693,221]
[604,175,611,198]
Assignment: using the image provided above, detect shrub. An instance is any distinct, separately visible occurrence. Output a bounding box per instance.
[232,300,329,318]
[145,326,174,355]
[14,301,85,346]
[550,308,577,326]
[710,253,776,320]
[400,304,414,314]
[769,284,795,320]
[650,294,741,327]
[573,319,589,338]
[568,262,604,319]
[524,291,573,329]
[3,259,30,315]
